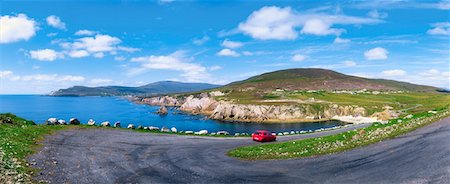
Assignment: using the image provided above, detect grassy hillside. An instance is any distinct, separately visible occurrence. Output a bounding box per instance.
[224,68,440,92]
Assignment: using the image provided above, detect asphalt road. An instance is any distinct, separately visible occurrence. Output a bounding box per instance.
[29,118,450,184]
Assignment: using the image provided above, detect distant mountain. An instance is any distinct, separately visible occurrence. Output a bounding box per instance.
[51,81,221,96]
[224,68,441,92]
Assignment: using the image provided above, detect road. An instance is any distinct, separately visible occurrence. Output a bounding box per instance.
[29,118,450,183]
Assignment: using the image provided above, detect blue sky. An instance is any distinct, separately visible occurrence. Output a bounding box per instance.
[1,0,449,94]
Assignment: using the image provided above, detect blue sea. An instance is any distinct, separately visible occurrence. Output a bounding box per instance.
[0,95,346,134]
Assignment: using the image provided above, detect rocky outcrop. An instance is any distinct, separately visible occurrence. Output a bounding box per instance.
[69,118,80,125]
[142,96,183,106]
[209,102,367,122]
[156,106,168,115]
[141,93,375,123]
[179,95,219,114]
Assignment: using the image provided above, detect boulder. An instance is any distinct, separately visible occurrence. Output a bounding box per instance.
[101,121,110,127]
[46,118,58,125]
[57,119,66,125]
[198,130,208,135]
[234,133,240,136]
[149,126,160,131]
[283,132,289,135]
[127,124,135,129]
[290,131,295,134]
[87,119,96,126]
[69,118,80,125]
[156,106,168,115]
[210,132,217,135]
[137,125,143,129]
[405,114,413,119]
[278,133,283,136]
[143,126,149,130]
[185,131,194,134]
[170,127,177,133]
[217,131,229,135]
[161,127,170,132]
[113,121,121,128]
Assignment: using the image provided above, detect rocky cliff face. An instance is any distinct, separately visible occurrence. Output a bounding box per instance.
[140,94,371,123]
[210,103,366,122]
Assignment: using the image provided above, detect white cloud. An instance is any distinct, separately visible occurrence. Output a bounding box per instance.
[22,74,85,82]
[301,19,344,36]
[75,30,97,36]
[334,37,351,43]
[60,34,139,58]
[381,69,406,77]
[193,35,210,45]
[0,71,13,78]
[90,78,113,85]
[238,6,298,40]
[221,39,244,49]
[292,54,307,62]
[130,51,209,82]
[0,14,37,44]
[367,10,388,19]
[68,50,89,58]
[46,32,58,37]
[29,49,62,61]
[46,15,66,30]
[237,6,381,40]
[427,22,450,36]
[364,47,388,60]
[217,49,240,57]
[158,0,174,4]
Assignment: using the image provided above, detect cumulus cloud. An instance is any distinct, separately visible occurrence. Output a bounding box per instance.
[130,51,209,82]
[292,54,307,62]
[75,30,97,36]
[46,15,66,30]
[381,69,406,77]
[237,6,381,40]
[0,14,37,44]
[20,74,85,82]
[68,50,89,58]
[114,56,126,61]
[221,39,244,49]
[217,49,240,57]
[29,49,63,61]
[60,34,139,58]
[427,22,450,36]
[193,35,210,45]
[334,37,351,43]
[364,47,388,60]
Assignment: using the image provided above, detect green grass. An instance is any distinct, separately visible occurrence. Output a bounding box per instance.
[228,107,450,160]
[0,113,71,182]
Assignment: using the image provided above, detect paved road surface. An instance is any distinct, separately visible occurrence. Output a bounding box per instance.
[29,118,450,183]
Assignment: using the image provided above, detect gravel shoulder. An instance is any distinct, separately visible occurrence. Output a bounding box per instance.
[29,118,450,183]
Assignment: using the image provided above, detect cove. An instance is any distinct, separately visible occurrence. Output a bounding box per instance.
[0,95,346,134]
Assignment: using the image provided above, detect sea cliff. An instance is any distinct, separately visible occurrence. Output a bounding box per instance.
[138,93,385,123]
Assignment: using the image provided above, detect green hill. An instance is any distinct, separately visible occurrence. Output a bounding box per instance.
[224,68,440,92]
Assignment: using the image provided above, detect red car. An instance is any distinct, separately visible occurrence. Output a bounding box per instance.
[252,130,276,142]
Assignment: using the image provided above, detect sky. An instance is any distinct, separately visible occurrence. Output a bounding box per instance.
[1,0,449,94]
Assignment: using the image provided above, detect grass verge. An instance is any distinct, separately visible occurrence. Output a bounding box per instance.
[228,107,450,160]
[0,113,70,183]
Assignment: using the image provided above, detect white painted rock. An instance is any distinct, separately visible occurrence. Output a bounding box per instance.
[149,126,160,131]
[161,127,170,132]
[46,118,58,125]
[217,131,229,135]
[101,121,110,127]
[57,119,66,125]
[185,131,194,134]
[170,127,177,133]
[198,130,208,135]
[113,122,121,128]
[87,119,96,126]
[127,124,135,129]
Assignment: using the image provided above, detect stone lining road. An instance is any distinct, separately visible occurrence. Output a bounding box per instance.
[29,118,450,183]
